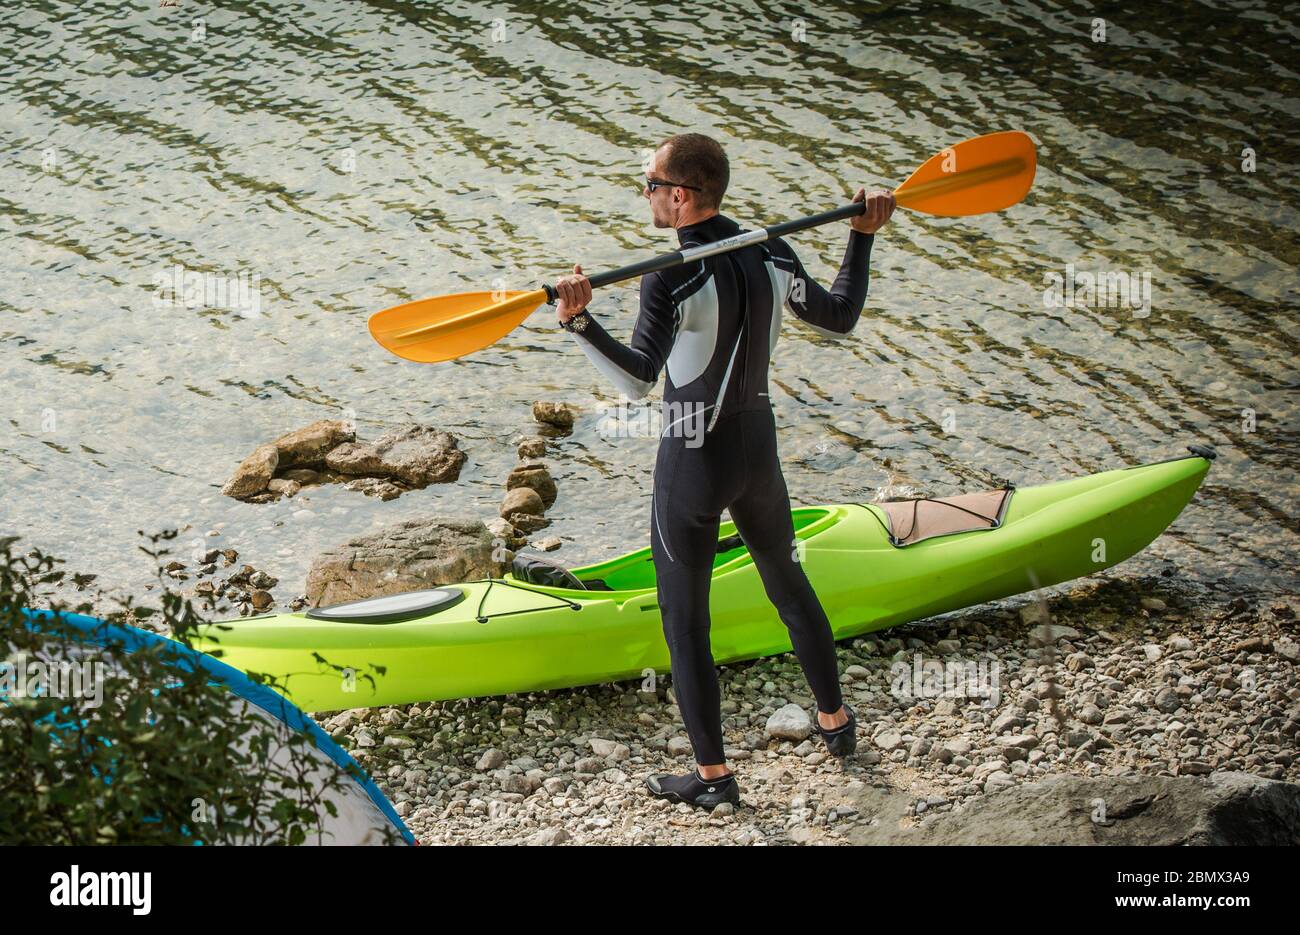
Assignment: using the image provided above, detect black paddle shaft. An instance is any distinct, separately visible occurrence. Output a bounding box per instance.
[542,200,866,304]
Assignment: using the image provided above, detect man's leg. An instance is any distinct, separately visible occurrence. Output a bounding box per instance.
[645,483,744,807]
[648,415,739,776]
[652,483,728,771]
[728,416,846,727]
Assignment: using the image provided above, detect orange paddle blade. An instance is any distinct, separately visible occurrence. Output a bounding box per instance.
[368,289,548,363]
[895,130,1036,216]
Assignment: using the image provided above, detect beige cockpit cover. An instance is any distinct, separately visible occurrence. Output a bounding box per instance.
[876,487,1013,547]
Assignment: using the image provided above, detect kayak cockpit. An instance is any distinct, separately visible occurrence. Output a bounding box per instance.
[304,587,467,624]
[511,506,837,592]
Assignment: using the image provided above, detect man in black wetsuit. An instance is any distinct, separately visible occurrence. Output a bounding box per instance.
[554,133,895,810]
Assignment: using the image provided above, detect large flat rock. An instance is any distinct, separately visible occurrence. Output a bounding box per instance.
[306,517,507,606]
[846,771,1300,845]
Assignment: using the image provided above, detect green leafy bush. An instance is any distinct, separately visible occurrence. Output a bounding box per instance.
[0,533,400,845]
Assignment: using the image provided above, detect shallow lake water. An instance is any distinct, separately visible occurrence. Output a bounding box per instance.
[2,1,1296,605]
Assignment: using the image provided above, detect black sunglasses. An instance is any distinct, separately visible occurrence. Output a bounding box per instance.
[645,176,702,193]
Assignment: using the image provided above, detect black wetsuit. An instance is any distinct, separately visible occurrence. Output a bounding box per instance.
[569,214,875,765]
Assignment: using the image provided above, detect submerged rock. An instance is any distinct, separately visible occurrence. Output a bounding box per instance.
[508,513,551,533]
[267,477,301,498]
[343,477,405,501]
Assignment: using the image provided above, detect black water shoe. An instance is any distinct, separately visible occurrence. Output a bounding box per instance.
[811,704,858,757]
[645,769,740,810]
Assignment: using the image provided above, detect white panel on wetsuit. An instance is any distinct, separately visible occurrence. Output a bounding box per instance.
[764,258,794,356]
[666,274,720,389]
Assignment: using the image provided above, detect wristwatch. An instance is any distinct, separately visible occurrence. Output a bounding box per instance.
[562,309,593,334]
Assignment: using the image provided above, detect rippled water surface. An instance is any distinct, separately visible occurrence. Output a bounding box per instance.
[2,0,1297,603]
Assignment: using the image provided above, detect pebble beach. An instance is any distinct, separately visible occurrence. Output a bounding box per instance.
[313,576,1299,845]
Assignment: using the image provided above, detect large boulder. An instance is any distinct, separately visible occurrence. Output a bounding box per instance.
[271,419,355,468]
[223,421,465,503]
[326,424,466,487]
[845,771,1300,845]
[221,444,278,498]
[305,517,507,606]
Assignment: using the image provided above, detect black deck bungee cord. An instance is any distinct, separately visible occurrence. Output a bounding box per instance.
[470,576,585,624]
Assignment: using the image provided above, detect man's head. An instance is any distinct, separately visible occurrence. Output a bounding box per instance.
[644,133,729,229]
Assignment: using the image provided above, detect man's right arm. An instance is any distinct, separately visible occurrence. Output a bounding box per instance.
[773,230,874,338]
[566,270,677,400]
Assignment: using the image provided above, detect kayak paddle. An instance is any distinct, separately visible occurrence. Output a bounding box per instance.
[370,130,1036,363]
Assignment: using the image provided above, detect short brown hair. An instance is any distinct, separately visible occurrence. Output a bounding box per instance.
[656,133,729,210]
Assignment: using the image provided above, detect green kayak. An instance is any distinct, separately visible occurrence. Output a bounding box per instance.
[191,447,1214,712]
